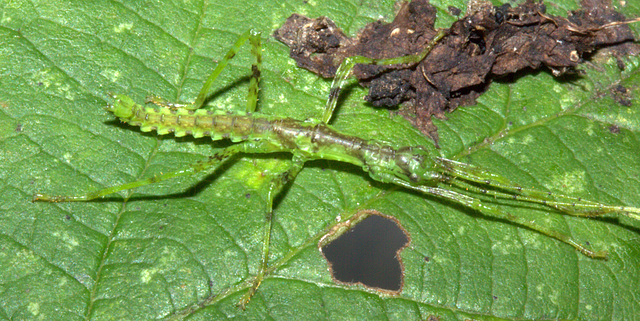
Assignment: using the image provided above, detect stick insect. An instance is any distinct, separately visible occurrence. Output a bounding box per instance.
[34,28,640,308]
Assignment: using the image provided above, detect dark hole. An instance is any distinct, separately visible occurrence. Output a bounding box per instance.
[321,213,410,292]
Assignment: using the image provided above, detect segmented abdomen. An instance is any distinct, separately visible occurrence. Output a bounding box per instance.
[109,95,277,142]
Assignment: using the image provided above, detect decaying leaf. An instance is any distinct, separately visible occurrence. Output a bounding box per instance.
[275,0,639,142]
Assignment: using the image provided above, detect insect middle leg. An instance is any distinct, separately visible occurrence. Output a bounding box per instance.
[238,153,306,309]
[147,29,262,113]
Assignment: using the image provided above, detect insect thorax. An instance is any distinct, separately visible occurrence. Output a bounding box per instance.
[360,142,440,185]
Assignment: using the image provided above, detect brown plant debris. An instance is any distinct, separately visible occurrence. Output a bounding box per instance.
[274,0,639,143]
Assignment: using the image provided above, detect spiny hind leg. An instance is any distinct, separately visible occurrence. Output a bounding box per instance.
[33,144,249,202]
[390,177,609,259]
[238,154,306,309]
[321,29,447,123]
[147,29,262,112]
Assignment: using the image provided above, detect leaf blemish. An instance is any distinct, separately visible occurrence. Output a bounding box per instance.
[547,170,586,195]
[101,69,121,83]
[114,22,133,33]
[141,268,158,283]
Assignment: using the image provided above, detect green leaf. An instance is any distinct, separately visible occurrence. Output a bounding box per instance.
[1,0,639,320]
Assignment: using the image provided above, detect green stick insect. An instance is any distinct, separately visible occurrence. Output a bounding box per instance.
[34,28,640,308]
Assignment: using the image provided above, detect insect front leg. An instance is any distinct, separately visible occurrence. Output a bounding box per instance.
[147,29,262,112]
[390,177,609,260]
[238,154,306,309]
[436,157,640,220]
[321,29,447,123]
[32,143,249,202]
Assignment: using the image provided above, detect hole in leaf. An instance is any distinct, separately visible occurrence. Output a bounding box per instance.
[319,210,410,292]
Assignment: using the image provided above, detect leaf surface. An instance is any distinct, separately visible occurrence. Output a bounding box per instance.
[1,0,639,320]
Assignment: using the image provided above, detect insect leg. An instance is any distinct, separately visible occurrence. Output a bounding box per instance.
[436,157,640,220]
[146,29,262,111]
[33,143,253,202]
[389,177,609,259]
[245,29,262,113]
[321,29,447,123]
[238,154,306,309]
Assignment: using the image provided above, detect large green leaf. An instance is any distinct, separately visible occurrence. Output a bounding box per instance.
[1,0,639,319]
